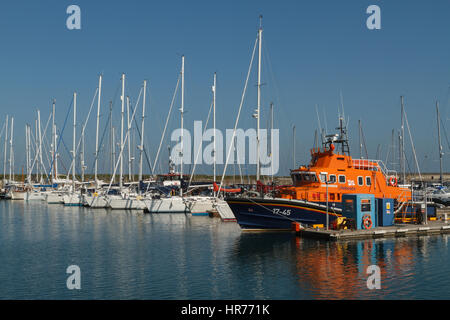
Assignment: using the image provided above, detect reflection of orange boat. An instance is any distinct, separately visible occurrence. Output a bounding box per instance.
[293,238,414,299]
[227,119,412,230]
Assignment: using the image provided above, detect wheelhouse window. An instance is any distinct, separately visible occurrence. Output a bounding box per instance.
[366,176,372,186]
[338,175,346,184]
[319,173,327,183]
[358,176,364,186]
[292,173,318,184]
[328,175,336,183]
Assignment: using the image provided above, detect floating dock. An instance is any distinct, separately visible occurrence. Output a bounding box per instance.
[295,221,450,241]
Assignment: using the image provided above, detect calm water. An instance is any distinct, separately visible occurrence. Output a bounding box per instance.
[1,200,450,299]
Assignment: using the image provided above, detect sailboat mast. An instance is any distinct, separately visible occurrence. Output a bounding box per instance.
[270,102,274,183]
[213,72,216,183]
[437,101,444,185]
[81,129,85,182]
[127,96,132,182]
[400,96,406,184]
[139,80,147,182]
[37,110,43,183]
[73,92,77,190]
[52,99,57,181]
[25,125,29,184]
[95,74,102,184]
[256,15,263,182]
[180,55,185,181]
[120,73,125,189]
[293,125,296,169]
[109,101,115,183]
[3,115,8,183]
[359,119,363,159]
[9,117,14,182]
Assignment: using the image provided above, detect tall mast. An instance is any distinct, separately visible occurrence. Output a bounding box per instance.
[9,117,14,182]
[437,101,444,185]
[139,80,147,182]
[3,115,8,184]
[25,125,29,184]
[400,96,406,184]
[359,119,363,159]
[293,125,296,169]
[109,101,115,183]
[213,72,216,183]
[72,92,77,190]
[81,128,85,182]
[52,99,57,181]
[256,15,263,181]
[180,55,185,182]
[127,96,132,182]
[270,102,274,183]
[37,110,43,183]
[35,120,38,182]
[120,73,125,189]
[95,74,102,184]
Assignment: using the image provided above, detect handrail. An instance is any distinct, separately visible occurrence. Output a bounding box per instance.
[352,159,398,183]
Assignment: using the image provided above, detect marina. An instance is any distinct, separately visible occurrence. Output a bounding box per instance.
[3,0,450,303]
[1,200,450,300]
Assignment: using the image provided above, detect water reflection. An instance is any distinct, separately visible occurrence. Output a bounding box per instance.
[231,231,450,299]
[1,201,450,299]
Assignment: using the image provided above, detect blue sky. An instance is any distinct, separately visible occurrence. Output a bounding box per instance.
[1,0,450,177]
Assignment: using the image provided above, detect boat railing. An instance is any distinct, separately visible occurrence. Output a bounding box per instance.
[352,159,398,180]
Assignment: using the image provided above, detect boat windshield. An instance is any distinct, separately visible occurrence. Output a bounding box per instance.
[291,172,318,185]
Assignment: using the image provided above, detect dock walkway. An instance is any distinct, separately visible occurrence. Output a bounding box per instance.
[296,221,450,241]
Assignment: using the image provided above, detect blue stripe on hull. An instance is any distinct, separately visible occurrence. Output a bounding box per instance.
[227,199,341,230]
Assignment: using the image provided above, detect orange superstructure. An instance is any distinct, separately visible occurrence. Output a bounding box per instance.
[277,143,412,207]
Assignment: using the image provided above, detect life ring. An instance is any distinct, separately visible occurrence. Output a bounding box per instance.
[362,214,373,230]
[388,176,397,187]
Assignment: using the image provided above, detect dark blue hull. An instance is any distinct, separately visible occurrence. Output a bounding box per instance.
[226,197,342,230]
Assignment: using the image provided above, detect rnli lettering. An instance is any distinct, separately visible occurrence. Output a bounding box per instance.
[339,186,356,191]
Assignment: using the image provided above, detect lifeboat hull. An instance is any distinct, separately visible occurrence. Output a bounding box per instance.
[226,197,341,230]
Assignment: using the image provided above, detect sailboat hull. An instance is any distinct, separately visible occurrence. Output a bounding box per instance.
[108,197,147,210]
[63,193,83,206]
[145,197,189,213]
[11,191,26,200]
[83,195,108,208]
[185,197,215,215]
